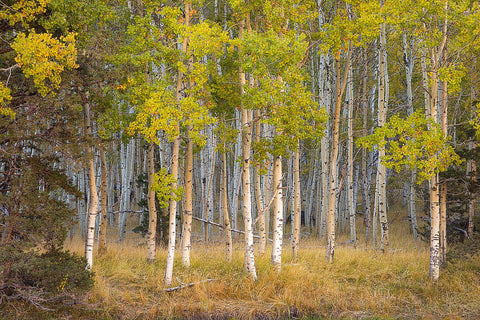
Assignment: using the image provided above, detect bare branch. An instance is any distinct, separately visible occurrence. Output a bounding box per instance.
[164,279,216,292]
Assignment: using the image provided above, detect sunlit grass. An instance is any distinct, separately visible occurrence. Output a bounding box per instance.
[60,213,480,319]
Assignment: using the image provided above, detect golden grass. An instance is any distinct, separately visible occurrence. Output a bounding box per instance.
[57,215,480,320]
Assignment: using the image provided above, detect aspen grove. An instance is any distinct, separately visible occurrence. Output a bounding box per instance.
[2,0,480,317]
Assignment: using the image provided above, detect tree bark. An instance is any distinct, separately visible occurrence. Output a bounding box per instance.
[181,127,193,267]
[429,46,441,281]
[403,33,418,240]
[377,19,389,253]
[254,110,266,255]
[439,51,448,266]
[292,142,301,259]
[165,0,190,285]
[83,102,99,271]
[239,17,257,280]
[271,154,283,269]
[147,142,157,263]
[346,64,356,248]
[361,48,371,245]
[164,135,180,286]
[98,147,108,255]
[326,45,352,263]
[222,150,233,262]
[467,143,477,237]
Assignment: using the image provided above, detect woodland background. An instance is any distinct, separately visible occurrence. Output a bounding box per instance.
[1,0,480,319]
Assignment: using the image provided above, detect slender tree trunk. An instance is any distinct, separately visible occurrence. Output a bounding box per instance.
[467,142,477,237]
[430,173,441,281]
[241,107,257,279]
[165,0,190,285]
[429,2,448,279]
[421,49,431,118]
[326,46,352,263]
[83,102,99,271]
[377,19,389,253]
[346,64,356,248]
[265,125,273,242]
[361,49,371,245]
[403,34,418,240]
[239,17,257,280]
[181,128,194,267]
[254,110,266,255]
[222,150,233,262]
[147,142,157,263]
[206,131,216,240]
[292,142,301,259]
[271,154,283,269]
[429,49,441,281]
[439,51,448,266]
[230,110,242,234]
[440,182,447,266]
[320,127,329,239]
[119,139,135,241]
[164,136,180,286]
[98,147,108,255]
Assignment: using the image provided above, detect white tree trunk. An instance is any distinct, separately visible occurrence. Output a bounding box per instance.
[147,142,157,263]
[439,56,448,266]
[377,20,389,252]
[99,147,108,254]
[467,141,477,237]
[165,0,189,283]
[181,128,194,267]
[83,102,99,271]
[254,110,266,255]
[222,150,233,262]
[292,143,301,259]
[403,34,418,240]
[239,17,257,280]
[164,136,180,286]
[346,66,356,247]
[326,48,351,263]
[428,43,442,281]
[230,109,242,234]
[119,139,135,241]
[206,127,216,240]
[241,107,257,279]
[430,173,441,281]
[271,154,283,269]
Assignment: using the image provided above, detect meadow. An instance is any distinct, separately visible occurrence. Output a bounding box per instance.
[4,213,480,320]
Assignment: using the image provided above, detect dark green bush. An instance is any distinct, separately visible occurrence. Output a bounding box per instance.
[0,247,94,295]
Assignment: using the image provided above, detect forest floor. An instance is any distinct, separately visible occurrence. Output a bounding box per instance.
[3,213,480,320]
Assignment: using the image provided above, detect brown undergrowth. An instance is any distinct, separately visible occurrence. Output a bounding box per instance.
[3,215,480,320]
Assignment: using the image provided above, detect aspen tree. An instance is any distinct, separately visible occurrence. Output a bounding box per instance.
[292,141,301,258]
[346,66,357,248]
[238,14,257,280]
[254,110,267,256]
[468,78,478,237]
[377,1,389,252]
[232,0,324,271]
[320,0,383,261]
[402,34,418,239]
[222,146,233,262]
[439,48,448,266]
[181,0,193,268]
[360,48,372,244]
[83,101,99,271]
[98,147,108,255]
[146,142,157,263]
[326,48,351,262]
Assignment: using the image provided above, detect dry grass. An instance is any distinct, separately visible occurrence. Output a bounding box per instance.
[53,214,480,320]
